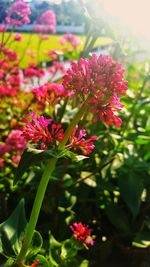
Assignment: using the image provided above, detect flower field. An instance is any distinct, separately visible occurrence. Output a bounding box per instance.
[0,1,149,267]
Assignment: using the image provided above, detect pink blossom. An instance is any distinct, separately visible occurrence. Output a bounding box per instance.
[22,112,64,149]
[34,10,56,34]
[5,0,31,27]
[67,127,97,155]
[11,155,21,165]
[32,82,69,105]
[0,130,26,156]
[70,222,94,247]
[48,61,66,76]
[63,54,128,127]
[14,33,22,42]
[0,24,6,32]
[59,33,80,49]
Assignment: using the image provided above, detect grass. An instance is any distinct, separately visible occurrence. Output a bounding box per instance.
[0,32,112,68]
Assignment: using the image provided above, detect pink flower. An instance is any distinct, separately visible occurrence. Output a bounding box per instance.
[22,112,64,149]
[11,155,21,165]
[14,33,22,42]
[63,54,128,127]
[0,24,6,32]
[67,127,97,155]
[34,10,56,34]
[5,0,31,27]
[32,82,69,105]
[0,130,26,156]
[70,222,94,247]
[59,33,80,49]
[48,61,66,76]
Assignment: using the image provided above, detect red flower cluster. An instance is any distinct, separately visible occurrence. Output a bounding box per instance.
[67,127,97,155]
[34,10,56,34]
[70,222,94,247]
[22,112,64,149]
[63,54,128,127]
[32,82,69,105]
[0,47,20,97]
[5,0,31,27]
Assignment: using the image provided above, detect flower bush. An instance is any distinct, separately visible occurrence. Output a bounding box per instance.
[0,1,149,267]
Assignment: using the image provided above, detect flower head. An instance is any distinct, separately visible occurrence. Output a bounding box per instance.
[63,54,128,127]
[34,10,56,34]
[59,33,80,49]
[22,112,64,149]
[67,127,97,155]
[32,82,69,105]
[5,0,31,27]
[70,222,94,247]
[14,33,22,42]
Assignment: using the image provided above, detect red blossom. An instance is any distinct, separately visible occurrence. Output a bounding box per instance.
[22,112,64,149]
[32,82,69,105]
[70,222,94,247]
[63,54,128,127]
[67,127,97,155]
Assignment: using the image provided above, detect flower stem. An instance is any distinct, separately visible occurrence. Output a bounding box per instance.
[16,100,89,265]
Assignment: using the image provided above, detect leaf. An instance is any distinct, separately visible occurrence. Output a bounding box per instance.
[105,203,130,232]
[49,232,61,267]
[14,147,58,185]
[26,231,43,259]
[119,174,144,219]
[0,199,27,257]
[62,150,88,162]
[133,231,150,248]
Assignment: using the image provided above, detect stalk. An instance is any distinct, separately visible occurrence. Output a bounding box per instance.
[16,100,89,265]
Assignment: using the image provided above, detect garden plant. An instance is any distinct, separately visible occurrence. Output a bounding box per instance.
[0,1,150,267]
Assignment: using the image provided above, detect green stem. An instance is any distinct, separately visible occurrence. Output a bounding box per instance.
[16,99,89,265]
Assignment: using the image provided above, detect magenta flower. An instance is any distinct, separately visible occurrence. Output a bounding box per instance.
[67,127,97,155]
[0,24,6,32]
[34,10,56,34]
[22,112,64,149]
[14,33,22,42]
[32,82,69,105]
[63,54,128,127]
[70,222,94,247]
[59,33,80,49]
[0,130,26,156]
[5,0,31,27]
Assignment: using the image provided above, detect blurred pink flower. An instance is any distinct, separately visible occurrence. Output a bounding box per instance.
[34,10,56,34]
[14,33,22,42]
[0,24,6,32]
[5,0,31,27]
[59,33,80,49]
[67,127,97,155]
[63,54,128,127]
[0,130,26,156]
[70,222,94,247]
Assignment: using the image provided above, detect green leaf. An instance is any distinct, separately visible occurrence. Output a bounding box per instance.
[119,175,144,219]
[26,231,43,259]
[49,232,61,267]
[105,203,130,232]
[0,199,27,257]
[14,147,58,185]
[62,150,88,162]
[133,231,150,248]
